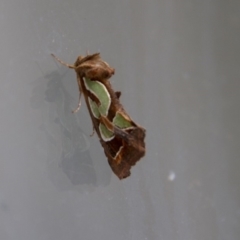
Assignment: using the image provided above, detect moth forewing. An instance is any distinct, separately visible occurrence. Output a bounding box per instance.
[52,53,146,179]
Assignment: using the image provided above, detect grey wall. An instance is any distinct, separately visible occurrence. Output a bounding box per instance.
[0,1,239,240]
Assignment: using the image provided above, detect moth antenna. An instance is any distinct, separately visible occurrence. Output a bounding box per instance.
[51,54,75,69]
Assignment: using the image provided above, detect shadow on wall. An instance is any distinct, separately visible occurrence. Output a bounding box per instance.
[30,64,112,190]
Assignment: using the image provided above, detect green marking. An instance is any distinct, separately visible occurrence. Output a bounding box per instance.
[88,97,100,119]
[88,97,114,141]
[113,112,133,129]
[84,78,133,141]
[99,123,114,141]
[83,78,110,116]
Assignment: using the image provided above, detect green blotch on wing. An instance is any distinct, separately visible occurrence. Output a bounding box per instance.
[88,98,100,119]
[83,78,110,116]
[113,112,133,129]
[88,98,114,141]
[99,123,114,141]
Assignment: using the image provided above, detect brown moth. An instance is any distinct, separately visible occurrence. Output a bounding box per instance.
[51,53,145,179]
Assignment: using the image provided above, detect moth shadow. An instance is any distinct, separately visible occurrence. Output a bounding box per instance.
[31,65,111,189]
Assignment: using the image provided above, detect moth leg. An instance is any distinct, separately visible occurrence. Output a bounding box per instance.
[72,90,82,113]
[90,125,95,137]
[72,75,83,113]
[51,54,75,69]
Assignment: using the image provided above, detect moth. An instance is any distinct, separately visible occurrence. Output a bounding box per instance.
[51,53,145,179]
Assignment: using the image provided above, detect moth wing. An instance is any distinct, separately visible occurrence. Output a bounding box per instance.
[100,126,145,179]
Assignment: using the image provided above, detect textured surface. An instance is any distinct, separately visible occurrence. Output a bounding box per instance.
[0,0,240,240]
